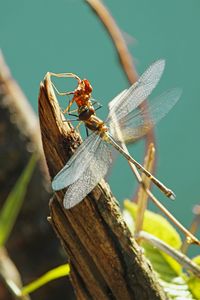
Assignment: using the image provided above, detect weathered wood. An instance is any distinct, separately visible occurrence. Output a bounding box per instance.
[39,73,167,300]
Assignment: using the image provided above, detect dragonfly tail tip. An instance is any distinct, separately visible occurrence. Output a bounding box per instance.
[169,192,176,200]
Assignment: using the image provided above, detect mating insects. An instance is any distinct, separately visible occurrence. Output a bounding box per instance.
[50,60,181,209]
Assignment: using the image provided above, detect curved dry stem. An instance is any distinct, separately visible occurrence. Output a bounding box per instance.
[85,0,156,157]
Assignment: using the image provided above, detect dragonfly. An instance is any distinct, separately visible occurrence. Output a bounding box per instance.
[51,60,181,209]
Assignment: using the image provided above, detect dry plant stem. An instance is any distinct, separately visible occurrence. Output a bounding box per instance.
[129,164,200,245]
[146,189,200,246]
[110,112,154,235]
[39,73,167,300]
[117,135,200,245]
[85,0,155,152]
[181,205,200,254]
[86,0,137,83]
[0,248,29,300]
[137,231,200,278]
[0,274,23,300]
[135,144,155,235]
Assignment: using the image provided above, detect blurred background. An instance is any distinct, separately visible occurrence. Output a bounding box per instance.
[0,0,200,256]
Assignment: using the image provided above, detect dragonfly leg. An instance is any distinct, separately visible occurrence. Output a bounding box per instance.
[49,72,80,96]
[95,104,102,112]
[62,100,79,121]
[68,108,78,114]
[51,81,75,96]
[91,99,102,112]
[63,119,79,123]
[85,127,89,137]
[49,72,81,81]
[66,103,79,116]
[75,121,83,134]
[62,112,79,122]
[68,113,79,117]
[63,105,79,121]
[62,97,75,114]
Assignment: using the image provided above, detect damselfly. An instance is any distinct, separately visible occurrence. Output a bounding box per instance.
[51,60,181,209]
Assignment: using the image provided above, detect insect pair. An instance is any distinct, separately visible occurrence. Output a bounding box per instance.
[50,60,181,209]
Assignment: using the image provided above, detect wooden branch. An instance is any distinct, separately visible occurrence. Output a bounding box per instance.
[38,73,167,299]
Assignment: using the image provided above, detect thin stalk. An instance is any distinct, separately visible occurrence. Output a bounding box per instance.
[110,114,200,245]
[136,231,200,278]
[85,0,155,163]
[181,204,200,253]
[135,143,155,235]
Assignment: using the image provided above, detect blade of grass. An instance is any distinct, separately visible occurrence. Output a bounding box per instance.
[0,154,37,246]
[21,264,70,296]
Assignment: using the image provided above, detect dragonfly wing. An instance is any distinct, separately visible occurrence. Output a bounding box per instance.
[63,140,112,209]
[107,59,165,123]
[111,88,182,143]
[52,132,101,191]
[108,89,127,110]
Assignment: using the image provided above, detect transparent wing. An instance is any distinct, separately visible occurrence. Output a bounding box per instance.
[109,88,182,143]
[52,132,101,191]
[63,140,113,209]
[107,59,165,123]
[108,89,127,110]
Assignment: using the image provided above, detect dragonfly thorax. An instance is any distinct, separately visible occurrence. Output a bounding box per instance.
[78,105,95,121]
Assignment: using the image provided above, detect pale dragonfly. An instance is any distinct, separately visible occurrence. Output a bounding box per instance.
[51,60,181,209]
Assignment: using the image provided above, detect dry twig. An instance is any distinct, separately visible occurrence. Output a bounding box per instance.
[85,0,155,154]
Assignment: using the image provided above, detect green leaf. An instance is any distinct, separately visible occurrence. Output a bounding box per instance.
[0,154,36,246]
[143,242,195,299]
[188,276,200,299]
[160,276,195,300]
[192,256,200,265]
[187,256,200,299]
[123,200,195,299]
[124,200,182,275]
[21,264,70,296]
[124,200,181,248]
[143,242,178,280]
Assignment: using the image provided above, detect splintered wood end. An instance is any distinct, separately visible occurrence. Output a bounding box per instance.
[38,73,82,178]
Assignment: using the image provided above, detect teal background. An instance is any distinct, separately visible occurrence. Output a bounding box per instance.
[1,1,200,253]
